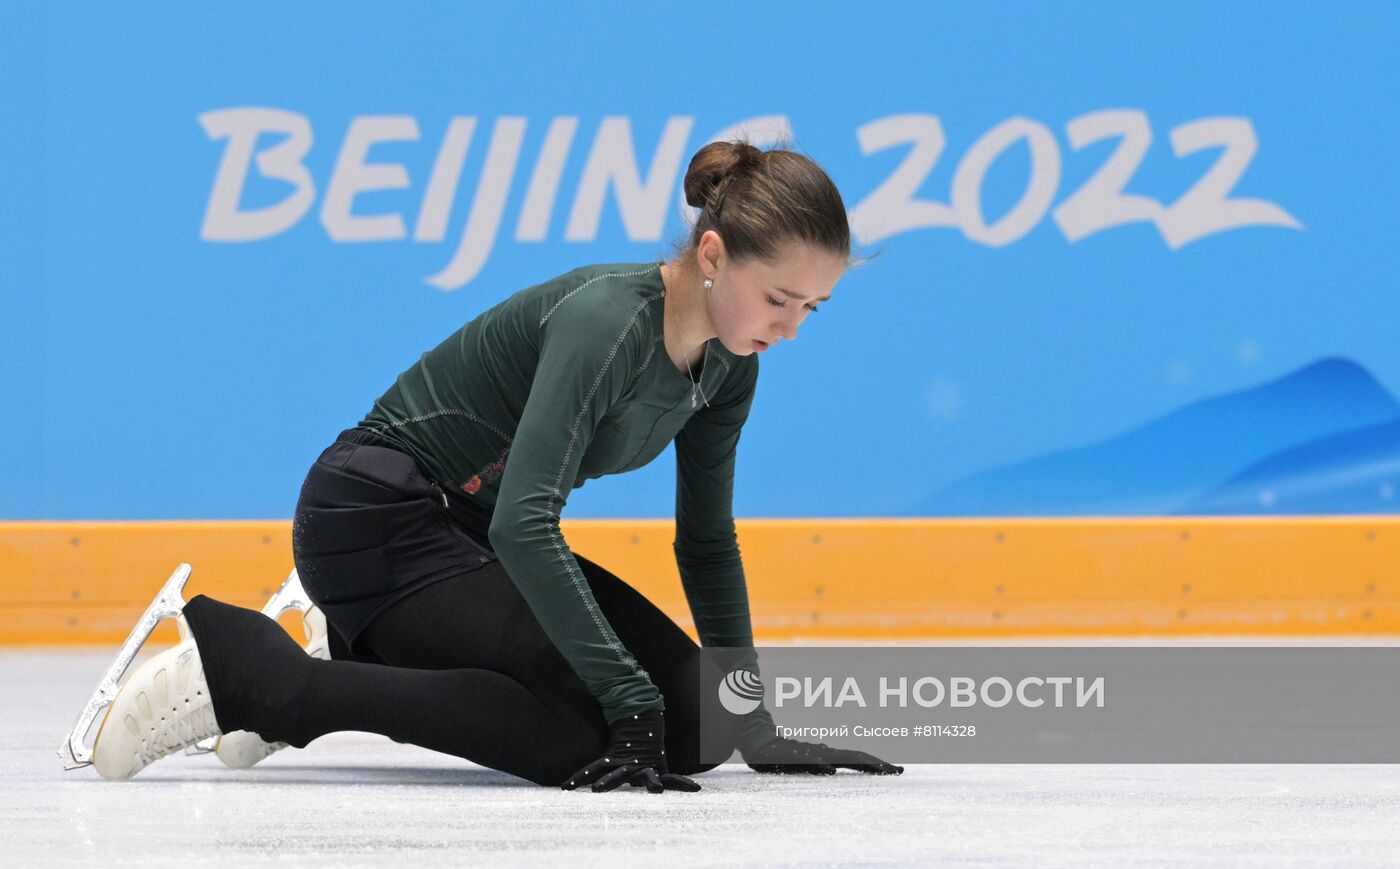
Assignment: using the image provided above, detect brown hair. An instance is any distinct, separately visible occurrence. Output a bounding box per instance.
[672,138,853,267]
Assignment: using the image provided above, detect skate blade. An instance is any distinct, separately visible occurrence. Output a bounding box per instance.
[188,569,325,756]
[59,564,193,771]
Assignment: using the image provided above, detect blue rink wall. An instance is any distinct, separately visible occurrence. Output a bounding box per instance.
[3,2,1398,520]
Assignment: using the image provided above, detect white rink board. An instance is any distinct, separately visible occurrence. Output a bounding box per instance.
[9,648,1400,868]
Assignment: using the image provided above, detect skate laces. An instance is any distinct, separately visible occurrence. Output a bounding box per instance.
[136,702,218,767]
[132,650,220,767]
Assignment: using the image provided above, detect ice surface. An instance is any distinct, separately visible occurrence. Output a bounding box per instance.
[8,649,1400,867]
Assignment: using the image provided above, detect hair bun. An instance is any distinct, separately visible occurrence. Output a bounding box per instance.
[682,140,764,210]
[672,137,850,268]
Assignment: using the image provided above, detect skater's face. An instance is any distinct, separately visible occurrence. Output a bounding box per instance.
[699,233,846,357]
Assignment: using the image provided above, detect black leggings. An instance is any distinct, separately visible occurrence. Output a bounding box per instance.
[182,433,732,787]
[183,560,724,786]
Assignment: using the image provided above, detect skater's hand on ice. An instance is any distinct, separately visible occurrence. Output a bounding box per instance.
[742,736,904,776]
[561,708,701,793]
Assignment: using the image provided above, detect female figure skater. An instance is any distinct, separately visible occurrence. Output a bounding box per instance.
[82,139,903,792]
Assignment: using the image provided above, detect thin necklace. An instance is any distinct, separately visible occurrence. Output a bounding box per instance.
[685,345,709,409]
[666,278,709,409]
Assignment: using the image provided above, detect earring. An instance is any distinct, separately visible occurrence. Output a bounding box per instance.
[703,277,714,290]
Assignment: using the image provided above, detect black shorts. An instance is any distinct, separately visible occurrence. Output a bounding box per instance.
[291,428,499,655]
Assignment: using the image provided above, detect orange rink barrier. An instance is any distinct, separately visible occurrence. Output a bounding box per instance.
[1,517,1398,645]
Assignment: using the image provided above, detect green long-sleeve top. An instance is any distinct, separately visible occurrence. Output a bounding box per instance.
[359,261,762,724]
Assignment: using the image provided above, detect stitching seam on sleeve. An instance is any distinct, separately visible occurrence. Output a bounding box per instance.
[543,291,662,678]
[538,265,660,328]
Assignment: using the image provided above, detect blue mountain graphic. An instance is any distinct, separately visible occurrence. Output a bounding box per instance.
[1183,415,1400,514]
[909,357,1400,516]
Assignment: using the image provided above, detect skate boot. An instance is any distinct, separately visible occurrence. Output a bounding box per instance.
[59,565,224,780]
[204,570,329,769]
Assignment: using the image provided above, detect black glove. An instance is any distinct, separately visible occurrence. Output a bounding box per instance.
[561,708,702,793]
[742,736,904,776]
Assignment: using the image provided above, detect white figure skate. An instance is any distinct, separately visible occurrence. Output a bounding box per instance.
[200,569,329,769]
[58,564,222,780]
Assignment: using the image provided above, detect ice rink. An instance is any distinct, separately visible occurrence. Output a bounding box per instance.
[10,649,1400,867]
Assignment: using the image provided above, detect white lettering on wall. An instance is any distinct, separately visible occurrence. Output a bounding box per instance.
[1052,109,1162,243]
[951,116,1062,247]
[426,116,527,290]
[565,115,693,242]
[198,108,315,241]
[198,108,1303,290]
[848,114,957,246]
[1157,116,1303,249]
[414,117,476,242]
[320,115,419,242]
[515,116,579,242]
